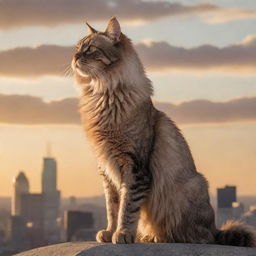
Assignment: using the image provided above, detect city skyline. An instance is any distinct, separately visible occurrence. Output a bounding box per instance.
[1,177,255,254]
[8,155,61,251]
[1,133,255,198]
[0,0,256,197]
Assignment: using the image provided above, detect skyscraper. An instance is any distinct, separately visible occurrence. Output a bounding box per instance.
[217,186,237,208]
[42,157,61,244]
[216,185,237,227]
[20,193,45,248]
[8,216,30,252]
[42,158,57,194]
[12,172,29,216]
[20,193,44,229]
[64,211,95,242]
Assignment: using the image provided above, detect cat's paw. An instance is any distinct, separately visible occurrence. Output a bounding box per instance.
[153,235,167,243]
[139,235,154,243]
[112,230,135,244]
[96,229,113,243]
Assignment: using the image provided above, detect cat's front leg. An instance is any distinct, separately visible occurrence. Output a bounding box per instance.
[96,171,119,243]
[112,156,151,244]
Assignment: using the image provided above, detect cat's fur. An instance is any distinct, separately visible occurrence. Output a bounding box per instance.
[72,17,256,246]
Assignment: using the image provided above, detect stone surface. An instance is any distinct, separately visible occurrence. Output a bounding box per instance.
[14,242,256,256]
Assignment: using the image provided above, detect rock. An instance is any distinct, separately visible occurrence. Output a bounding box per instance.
[14,242,256,256]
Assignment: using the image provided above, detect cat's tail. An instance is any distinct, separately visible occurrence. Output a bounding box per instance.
[215,220,256,247]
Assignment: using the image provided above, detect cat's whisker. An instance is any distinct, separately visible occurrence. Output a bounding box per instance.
[62,64,73,78]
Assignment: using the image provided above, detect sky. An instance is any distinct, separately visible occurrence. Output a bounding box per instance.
[0,0,256,198]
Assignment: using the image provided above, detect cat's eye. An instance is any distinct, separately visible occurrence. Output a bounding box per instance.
[85,45,98,54]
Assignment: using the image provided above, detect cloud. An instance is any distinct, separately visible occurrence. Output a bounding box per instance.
[1,36,256,77]
[157,98,256,125]
[0,94,255,125]
[0,45,74,77]
[136,38,256,73]
[203,8,256,24]
[0,95,79,124]
[0,0,217,29]
[0,0,255,30]
[237,35,256,46]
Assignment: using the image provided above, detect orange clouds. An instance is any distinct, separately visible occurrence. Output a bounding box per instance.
[0,0,218,29]
[0,94,255,125]
[157,98,256,125]
[0,95,79,124]
[1,37,256,77]
[203,7,256,24]
[1,0,256,29]
[136,39,256,73]
[0,45,74,77]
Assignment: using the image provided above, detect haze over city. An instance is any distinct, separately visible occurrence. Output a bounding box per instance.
[1,0,256,198]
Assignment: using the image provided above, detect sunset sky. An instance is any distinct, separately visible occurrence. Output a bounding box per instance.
[0,0,256,198]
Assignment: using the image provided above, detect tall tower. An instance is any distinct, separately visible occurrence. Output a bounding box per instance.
[42,156,61,243]
[12,171,30,216]
[216,185,237,227]
[42,157,57,194]
[217,186,236,208]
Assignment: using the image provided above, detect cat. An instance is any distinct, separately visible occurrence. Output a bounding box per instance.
[72,17,256,246]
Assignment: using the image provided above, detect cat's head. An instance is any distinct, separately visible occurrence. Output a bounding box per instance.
[72,17,127,83]
[72,17,149,89]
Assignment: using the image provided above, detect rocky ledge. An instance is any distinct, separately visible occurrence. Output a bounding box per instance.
[14,242,256,256]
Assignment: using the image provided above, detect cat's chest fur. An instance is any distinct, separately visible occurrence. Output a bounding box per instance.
[80,90,134,187]
[80,86,153,189]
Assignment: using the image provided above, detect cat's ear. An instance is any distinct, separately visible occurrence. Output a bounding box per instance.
[86,22,97,34]
[105,17,121,41]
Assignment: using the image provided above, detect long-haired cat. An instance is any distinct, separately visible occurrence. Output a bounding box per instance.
[72,17,256,246]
